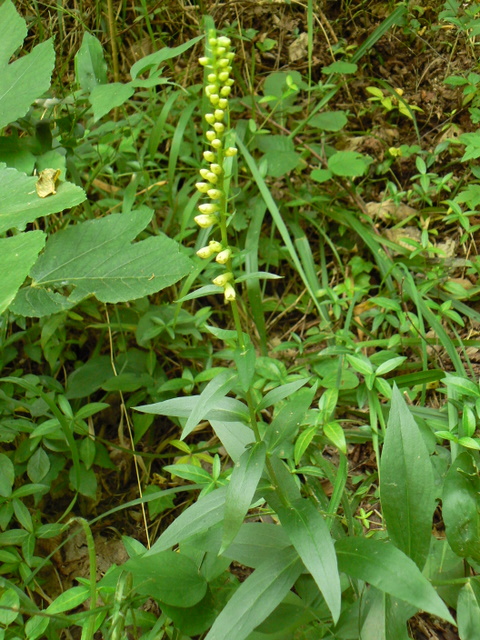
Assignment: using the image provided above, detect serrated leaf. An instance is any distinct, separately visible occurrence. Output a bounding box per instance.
[205,546,304,640]
[27,209,192,304]
[221,441,266,553]
[336,538,455,624]
[0,164,86,235]
[0,232,45,315]
[277,498,341,622]
[380,386,436,569]
[0,1,55,129]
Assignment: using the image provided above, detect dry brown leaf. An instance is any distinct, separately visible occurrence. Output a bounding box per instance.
[35,168,61,198]
[366,199,418,222]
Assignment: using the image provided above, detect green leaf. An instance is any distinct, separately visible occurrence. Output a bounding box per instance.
[222,523,290,568]
[130,35,204,79]
[125,550,207,607]
[27,209,192,305]
[163,464,212,484]
[265,386,315,454]
[26,447,50,483]
[221,441,266,553]
[442,452,480,562]
[210,420,255,463]
[257,379,309,412]
[25,614,49,640]
[0,588,19,626]
[457,582,480,640]
[375,356,407,377]
[46,586,89,614]
[309,111,348,131]
[10,288,75,317]
[145,487,227,554]
[336,538,455,624]
[0,233,46,314]
[380,386,436,569]
[444,376,480,398]
[205,546,304,640]
[322,61,358,74]
[0,454,14,498]
[277,498,341,623]
[0,164,86,235]
[328,151,372,177]
[74,32,107,92]
[0,1,55,129]
[182,370,237,439]
[89,82,135,121]
[137,396,249,424]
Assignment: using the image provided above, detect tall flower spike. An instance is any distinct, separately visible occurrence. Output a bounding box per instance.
[195,29,238,305]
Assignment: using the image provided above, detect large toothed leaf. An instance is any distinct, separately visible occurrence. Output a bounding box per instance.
[0,1,55,129]
[24,209,192,305]
[0,233,45,314]
[0,164,86,235]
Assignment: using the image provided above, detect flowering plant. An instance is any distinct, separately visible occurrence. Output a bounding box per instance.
[194,30,238,303]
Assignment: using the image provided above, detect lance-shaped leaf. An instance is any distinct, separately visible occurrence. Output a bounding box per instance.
[27,208,192,304]
[181,370,237,440]
[145,487,227,554]
[0,164,86,235]
[220,441,266,553]
[0,1,55,130]
[137,396,249,424]
[336,537,455,625]
[0,233,45,314]
[277,498,341,623]
[205,546,304,640]
[380,385,436,569]
[442,452,480,562]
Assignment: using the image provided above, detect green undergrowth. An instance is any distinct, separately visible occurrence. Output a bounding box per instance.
[0,0,480,638]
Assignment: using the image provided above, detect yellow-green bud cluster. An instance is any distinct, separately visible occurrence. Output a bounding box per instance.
[195,30,238,302]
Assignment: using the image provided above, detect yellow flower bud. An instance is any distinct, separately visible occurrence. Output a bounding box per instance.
[213,272,233,287]
[224,282,236,302]
[194,214,217,228]
[207,188,223,199]
[211,138,222,149]
[196,245,214,259]
[198,202,219,214]
[218,98,228,109]
[218,58,229,68]
[213,122,225,133]
[199,57,210,66]
[195,182,210,193]
[210,163,222,175]
[214,109,225,121]
[220,86,231,97]
[205,113,215,125]
[216,47,227,56]
[217,36,231,47]
[225,146,238,157]
[210,94,220,105]
[208,37,217,47]
[205,171,218,183]
[218,71,229,82]
[206,130,216,141]
[216,248,231,264]
[207,73,217,83]
[203,150,216,162]
[208,240,223,252]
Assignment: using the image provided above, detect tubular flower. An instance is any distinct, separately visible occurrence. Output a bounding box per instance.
[195,29,239,304]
